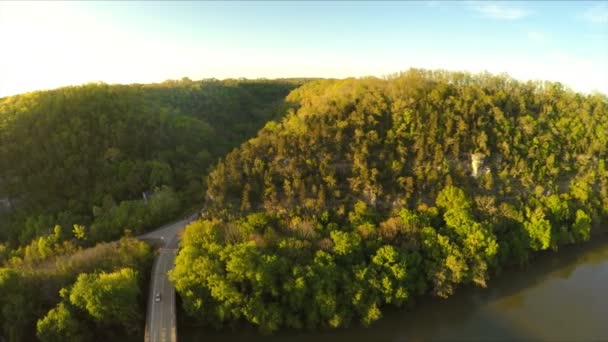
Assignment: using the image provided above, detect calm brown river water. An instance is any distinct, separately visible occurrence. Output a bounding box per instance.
[182,234,608,341]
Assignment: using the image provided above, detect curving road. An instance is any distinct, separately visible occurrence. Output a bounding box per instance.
[140,214,197,342]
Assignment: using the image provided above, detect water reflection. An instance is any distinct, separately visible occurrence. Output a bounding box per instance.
[182,234,608,342]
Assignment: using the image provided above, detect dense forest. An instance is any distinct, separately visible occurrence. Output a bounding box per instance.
[0,78,306,247]
[170,69,608,333]
[1,69,607,340]
[0,78,309,341]
[1,236,153,341]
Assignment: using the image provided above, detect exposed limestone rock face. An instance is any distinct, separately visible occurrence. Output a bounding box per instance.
[0,198,13,215]
[471,153,485,178]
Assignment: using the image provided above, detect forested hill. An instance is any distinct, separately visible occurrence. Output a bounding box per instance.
[0,78,308,245]
[171,69,608,332]
[206,70,608,221]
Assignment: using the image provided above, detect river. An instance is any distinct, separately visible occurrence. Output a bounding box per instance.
[182,234,608,341]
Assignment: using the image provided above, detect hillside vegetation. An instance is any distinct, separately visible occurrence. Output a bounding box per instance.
[0,78,304,246]
[0,78,310,341]
[0,236,153,341]
[171,69,608,332]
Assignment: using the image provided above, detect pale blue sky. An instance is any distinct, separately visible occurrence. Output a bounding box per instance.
[1,1,607,97]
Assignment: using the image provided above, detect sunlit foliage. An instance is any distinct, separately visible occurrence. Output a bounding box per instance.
[174,69,607,333]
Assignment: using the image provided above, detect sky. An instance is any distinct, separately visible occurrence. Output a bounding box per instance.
[1,1,607,97]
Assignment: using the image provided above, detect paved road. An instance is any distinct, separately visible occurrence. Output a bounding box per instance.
[146,248,177,342]
[139,217,190,249]
[141,214,197,342]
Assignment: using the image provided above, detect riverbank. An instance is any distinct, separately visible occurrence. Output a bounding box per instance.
[180,231,608,341]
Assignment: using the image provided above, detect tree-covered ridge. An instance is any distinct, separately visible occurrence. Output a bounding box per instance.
[0,236,153,341]
[172,69,608,332]
[207,70,607,217]
[0,78,305,245]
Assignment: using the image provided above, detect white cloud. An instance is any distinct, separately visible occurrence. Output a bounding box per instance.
[468,1,530,20]
[584,3,608,24]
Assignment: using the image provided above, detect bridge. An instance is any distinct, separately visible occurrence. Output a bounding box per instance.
[139,214,197,342]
